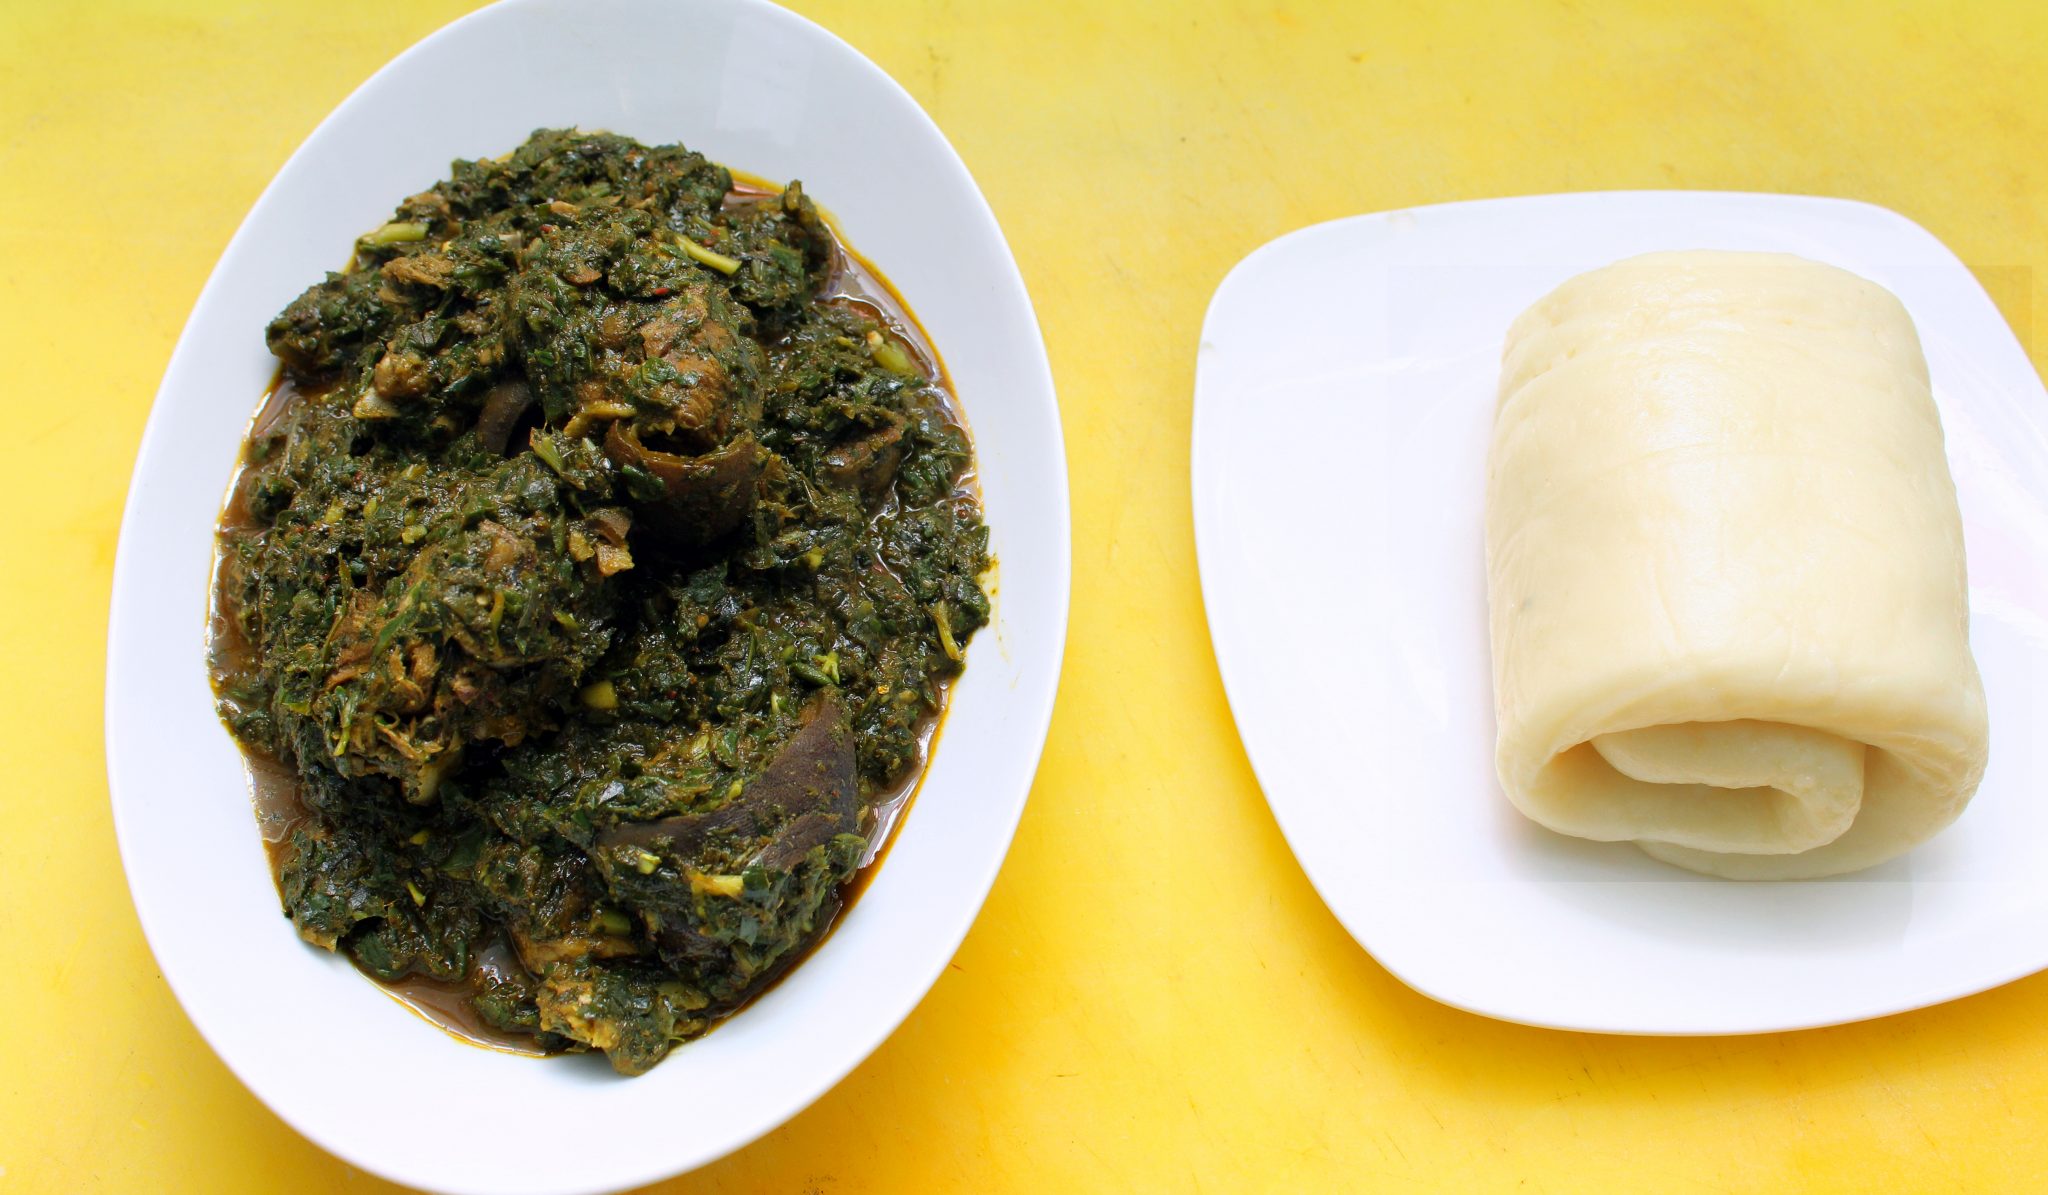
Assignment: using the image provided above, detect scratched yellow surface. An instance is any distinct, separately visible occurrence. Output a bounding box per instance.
[6,1,2048,1190]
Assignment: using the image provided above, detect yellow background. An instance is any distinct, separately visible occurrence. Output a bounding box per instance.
[5,0,2048,1190]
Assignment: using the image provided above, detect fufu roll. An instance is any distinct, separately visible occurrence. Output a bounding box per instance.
[1484,251,1987,879]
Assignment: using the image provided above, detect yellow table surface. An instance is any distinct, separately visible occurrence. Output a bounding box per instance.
[7,1,2048,1190]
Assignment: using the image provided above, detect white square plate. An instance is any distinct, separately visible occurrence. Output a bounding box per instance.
[1191,192,2048,1034]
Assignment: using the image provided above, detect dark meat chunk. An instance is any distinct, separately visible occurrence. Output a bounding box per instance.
[821,415,906,510]
[597,693,858,864]
[473,379,535,455]
[578,696,864,1013]
[604,423,763,547]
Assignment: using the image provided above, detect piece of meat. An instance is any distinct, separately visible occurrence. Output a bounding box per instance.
[603,423,762,547]
[633,288,742,449]
[474,380,534,455]
[821,417,906,510]
[611,696,860,989]
[596,693,858,864]
[373,348,432,398]
[381,253,459,290]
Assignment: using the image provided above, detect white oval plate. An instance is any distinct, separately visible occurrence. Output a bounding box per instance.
[1193,192,2048,1036]
[105,2,1068,1191]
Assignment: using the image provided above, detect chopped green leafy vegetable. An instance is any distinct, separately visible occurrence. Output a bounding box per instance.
[211,129,989,1076]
